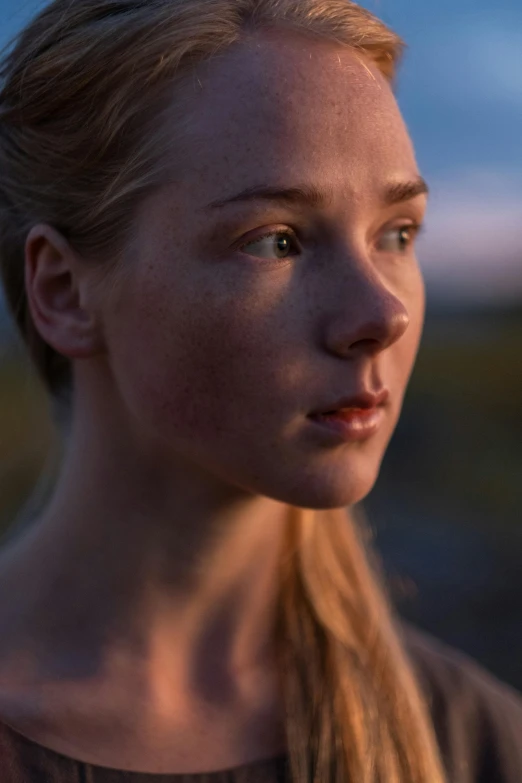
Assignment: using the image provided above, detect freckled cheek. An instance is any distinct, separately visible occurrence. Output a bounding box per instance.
[132,301,286,442]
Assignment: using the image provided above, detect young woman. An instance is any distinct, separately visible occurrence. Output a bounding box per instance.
[0,0,521,781]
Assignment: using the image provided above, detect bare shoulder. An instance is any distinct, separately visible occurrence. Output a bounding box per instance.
[401,621,522,783]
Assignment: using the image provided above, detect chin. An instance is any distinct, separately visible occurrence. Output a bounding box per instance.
[257,455,383,510]
[285,479,378,510]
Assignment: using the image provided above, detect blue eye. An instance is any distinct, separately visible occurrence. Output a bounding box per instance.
[239,230,298,260]
[377,224,421,253]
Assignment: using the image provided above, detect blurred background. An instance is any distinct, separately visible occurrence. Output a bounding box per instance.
[0,0,521,688]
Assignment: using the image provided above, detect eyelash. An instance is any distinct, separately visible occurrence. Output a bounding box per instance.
[377,222,425,253]
[237,223,424,262]
[237,229,299,259]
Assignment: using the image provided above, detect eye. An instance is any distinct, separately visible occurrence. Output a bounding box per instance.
[376,223,422,254]
[238,229,299,261]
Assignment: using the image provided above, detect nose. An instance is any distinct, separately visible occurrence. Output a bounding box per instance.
[322,254,411,359]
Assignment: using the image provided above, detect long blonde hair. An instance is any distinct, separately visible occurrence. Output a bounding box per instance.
[0,1,447,781]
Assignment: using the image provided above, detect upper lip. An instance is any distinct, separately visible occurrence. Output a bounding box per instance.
[310,388,389,416]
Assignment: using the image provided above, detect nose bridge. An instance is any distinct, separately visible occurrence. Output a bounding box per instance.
[321,247,410,355]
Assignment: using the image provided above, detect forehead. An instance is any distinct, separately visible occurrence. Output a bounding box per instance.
[171,29,418,202]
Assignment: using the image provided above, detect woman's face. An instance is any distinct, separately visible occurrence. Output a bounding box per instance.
[100,30,428,509]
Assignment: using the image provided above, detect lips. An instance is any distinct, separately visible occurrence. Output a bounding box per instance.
[308,403,386,442]
[319,408,375,418]
[310,388,389,417]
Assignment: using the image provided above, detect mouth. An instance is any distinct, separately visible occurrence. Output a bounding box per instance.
[308,405,386,442]
[307,388,389,442]
[315,408,378,418]
[309,388,389,418]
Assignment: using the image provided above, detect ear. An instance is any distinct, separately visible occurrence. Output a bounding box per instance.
[24,224,104,360]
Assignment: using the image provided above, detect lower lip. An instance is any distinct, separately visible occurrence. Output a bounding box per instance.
[308,407,384,442]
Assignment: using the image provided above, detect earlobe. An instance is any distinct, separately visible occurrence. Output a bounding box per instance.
[24,224,103,360]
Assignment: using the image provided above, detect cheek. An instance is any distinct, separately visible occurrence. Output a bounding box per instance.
[115,272,294,446]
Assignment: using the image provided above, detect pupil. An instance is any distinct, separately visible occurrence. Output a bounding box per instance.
[277,236,289,255]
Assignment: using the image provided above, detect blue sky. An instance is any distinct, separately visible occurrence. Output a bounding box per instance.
[364,0,522,304]
[1,0,521,305]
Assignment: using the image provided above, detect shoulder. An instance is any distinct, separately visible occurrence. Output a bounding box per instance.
[401,621,522,783]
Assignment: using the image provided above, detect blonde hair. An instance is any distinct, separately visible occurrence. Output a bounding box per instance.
[0,1,447,781]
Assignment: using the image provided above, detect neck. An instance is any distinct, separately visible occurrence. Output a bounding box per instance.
[0,385,291,714]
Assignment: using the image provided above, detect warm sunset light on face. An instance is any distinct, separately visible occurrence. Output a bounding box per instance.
[96,31,426,510]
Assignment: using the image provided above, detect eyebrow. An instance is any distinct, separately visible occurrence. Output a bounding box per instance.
[384,178,430,205]
[204,176,429,211]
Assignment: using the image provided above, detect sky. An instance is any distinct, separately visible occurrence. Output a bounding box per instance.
[0,0,521,306]
[365,0,522,305]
